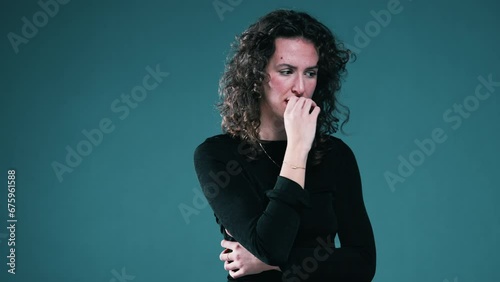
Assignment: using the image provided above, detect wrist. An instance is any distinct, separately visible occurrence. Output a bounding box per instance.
[283,145,309,167]
[286,143,311,154]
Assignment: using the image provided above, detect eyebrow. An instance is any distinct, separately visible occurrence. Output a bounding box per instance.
[275,63,319,70]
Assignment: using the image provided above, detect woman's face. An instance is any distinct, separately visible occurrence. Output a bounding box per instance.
[260,37,319,122]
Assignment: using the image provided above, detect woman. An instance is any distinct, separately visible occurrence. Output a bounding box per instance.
[193,9,376,281]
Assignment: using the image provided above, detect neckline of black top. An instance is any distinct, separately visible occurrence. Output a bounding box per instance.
[258,139,287,144]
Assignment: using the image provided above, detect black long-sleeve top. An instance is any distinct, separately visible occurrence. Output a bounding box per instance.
[193,134,376,281]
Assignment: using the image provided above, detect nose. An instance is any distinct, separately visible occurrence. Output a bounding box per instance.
[291,75,305,96]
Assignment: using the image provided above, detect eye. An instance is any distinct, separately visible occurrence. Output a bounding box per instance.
[306,71,317,78]
[279,69,293,75]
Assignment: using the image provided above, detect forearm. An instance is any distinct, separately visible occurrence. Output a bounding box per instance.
[194,141,312,266]
[281,139,376,281]
[279,144,310,189]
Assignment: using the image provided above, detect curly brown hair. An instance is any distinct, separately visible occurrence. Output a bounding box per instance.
[217,9,354,165]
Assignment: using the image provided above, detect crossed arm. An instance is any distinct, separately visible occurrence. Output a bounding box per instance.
[219,229,280,279]
[193,138,376,281]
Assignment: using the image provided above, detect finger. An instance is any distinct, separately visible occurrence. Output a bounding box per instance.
[285,96,299,113]
[224,260,240,271]
[221,239,237,249]
[311,106,321,117]
[305,98,318,108]
[293,97,307,110]
[288,95,299,104]
[310,99,317,108]
[230,269,244,279]
[302,98,313,112]
[298,98,313,116]
[219,249,228,261]
[296,97,316,113]
[286,97,303,114]
[219,249,233,261]
[306,99,319,114]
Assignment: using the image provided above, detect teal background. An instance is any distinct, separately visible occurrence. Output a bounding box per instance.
[1,0,499,281]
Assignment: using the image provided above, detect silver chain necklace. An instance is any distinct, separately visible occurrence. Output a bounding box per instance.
[258,142,281,168]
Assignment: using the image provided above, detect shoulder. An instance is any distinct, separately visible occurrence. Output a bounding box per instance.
[321,135,357,161]
[193,133,241,160]
[323,135,352,152]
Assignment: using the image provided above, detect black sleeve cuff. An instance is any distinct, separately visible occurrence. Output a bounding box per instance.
[266,176,311,209]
